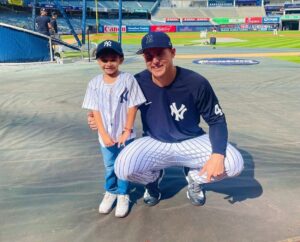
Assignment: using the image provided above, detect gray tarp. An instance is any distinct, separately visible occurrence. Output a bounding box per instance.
[0,46,299,242]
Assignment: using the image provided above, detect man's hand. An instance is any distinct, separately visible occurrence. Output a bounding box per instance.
[118,130,130,148]
[199,153,225,182]
[87,111,98,131]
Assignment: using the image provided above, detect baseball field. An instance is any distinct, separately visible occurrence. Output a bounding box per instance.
[61,31,300,63]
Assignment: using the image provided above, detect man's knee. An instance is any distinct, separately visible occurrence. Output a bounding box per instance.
[114,157,134,181]
[225,148,244,177]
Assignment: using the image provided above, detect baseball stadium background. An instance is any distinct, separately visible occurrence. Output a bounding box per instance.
[0,0,300,62]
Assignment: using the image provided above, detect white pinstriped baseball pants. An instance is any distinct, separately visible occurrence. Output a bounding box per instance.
[115,134,244,185]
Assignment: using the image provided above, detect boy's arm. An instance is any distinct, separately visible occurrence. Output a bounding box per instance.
[92,110,115,147]
[118,106,138,147]
[124,106,138,132]
[87,111,98,131]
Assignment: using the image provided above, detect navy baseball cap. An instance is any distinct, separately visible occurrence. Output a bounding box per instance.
[96,40,124,59]
[136,32,173,54]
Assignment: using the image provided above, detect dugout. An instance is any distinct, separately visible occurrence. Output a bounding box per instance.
[0,22,53,63]
[281,15,300,30]
[281,20,300,30]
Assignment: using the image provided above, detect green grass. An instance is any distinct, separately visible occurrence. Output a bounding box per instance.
[61,31,300,63]
[61,31,300,48]
[214,31,300,48]
[270,56,300,64]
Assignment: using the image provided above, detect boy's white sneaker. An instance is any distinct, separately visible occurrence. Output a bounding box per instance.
[99,192,117,214]
[115,194,130,218]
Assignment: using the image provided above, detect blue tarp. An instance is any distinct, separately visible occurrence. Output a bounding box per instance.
[0,24,51,63]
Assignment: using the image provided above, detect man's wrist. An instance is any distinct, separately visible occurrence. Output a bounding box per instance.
[211,153,225,159]
[123,127,133,133]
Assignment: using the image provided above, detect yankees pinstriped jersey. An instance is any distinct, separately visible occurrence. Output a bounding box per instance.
[135,66,228,155]
[82,72,146,147]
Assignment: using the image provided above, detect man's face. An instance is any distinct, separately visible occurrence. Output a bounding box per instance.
[143,47,175,79]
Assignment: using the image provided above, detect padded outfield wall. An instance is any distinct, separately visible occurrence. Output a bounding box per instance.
[98,16,280,33]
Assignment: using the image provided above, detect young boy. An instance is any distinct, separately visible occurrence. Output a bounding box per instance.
[82,40,146,217]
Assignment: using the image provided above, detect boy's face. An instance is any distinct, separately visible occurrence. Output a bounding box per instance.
[97,53,123,77]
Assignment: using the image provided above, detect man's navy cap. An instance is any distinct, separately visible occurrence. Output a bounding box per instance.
[40,8,47,12]
[136,32,173,54]
[96,40,124,59]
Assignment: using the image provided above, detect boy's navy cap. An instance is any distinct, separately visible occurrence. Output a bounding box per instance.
[136,32,172,54]
[96,40,124,59]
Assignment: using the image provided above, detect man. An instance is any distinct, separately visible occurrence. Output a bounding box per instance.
[88,32,244,207]
[50,12,58,38]
[35,8,52,36]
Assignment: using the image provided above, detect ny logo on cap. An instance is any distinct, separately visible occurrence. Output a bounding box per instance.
[104,41,112,47]
[145,34,153,44]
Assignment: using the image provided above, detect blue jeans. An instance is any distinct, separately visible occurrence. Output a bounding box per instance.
[100,139,133,195]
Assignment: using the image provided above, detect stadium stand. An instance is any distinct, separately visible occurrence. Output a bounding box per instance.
[264,4,284,15]
[1,0,297,33]
[152,6,265,19]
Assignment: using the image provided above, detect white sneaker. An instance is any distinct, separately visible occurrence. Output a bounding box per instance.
[115,194,130,218]
[99,192,117,214]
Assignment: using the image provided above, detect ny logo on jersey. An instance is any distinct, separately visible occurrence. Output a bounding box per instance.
[103,41,112,47]
[120,88,129,103]
[170,103,187,121]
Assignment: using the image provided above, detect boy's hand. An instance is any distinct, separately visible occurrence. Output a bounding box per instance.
[87,112,98,131]
[102,133,116,147]
[118,130,130,148]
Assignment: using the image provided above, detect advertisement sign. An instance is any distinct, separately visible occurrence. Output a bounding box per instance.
[150,25,176,32]
[262,17,280,23]
[103,25,126,33]
[98,25,104,33]
[177,26,213,32]
[182,18,210,22]
[219,24,241,31]
[281,15,300,20]
[213,18,229,24]
[165,18,180,22]
[228,18,245,24]
[245,17,263,24]
[126,26,149,33]
[220,23,277,31]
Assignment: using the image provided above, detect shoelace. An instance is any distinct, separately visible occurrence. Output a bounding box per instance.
[103,192,116,200]
[118,195,131,203]
[190,182,201,194]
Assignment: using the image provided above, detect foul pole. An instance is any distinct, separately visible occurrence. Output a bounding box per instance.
[81,0,86,44]
[118,0,122,44]
[95,0,99,32]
